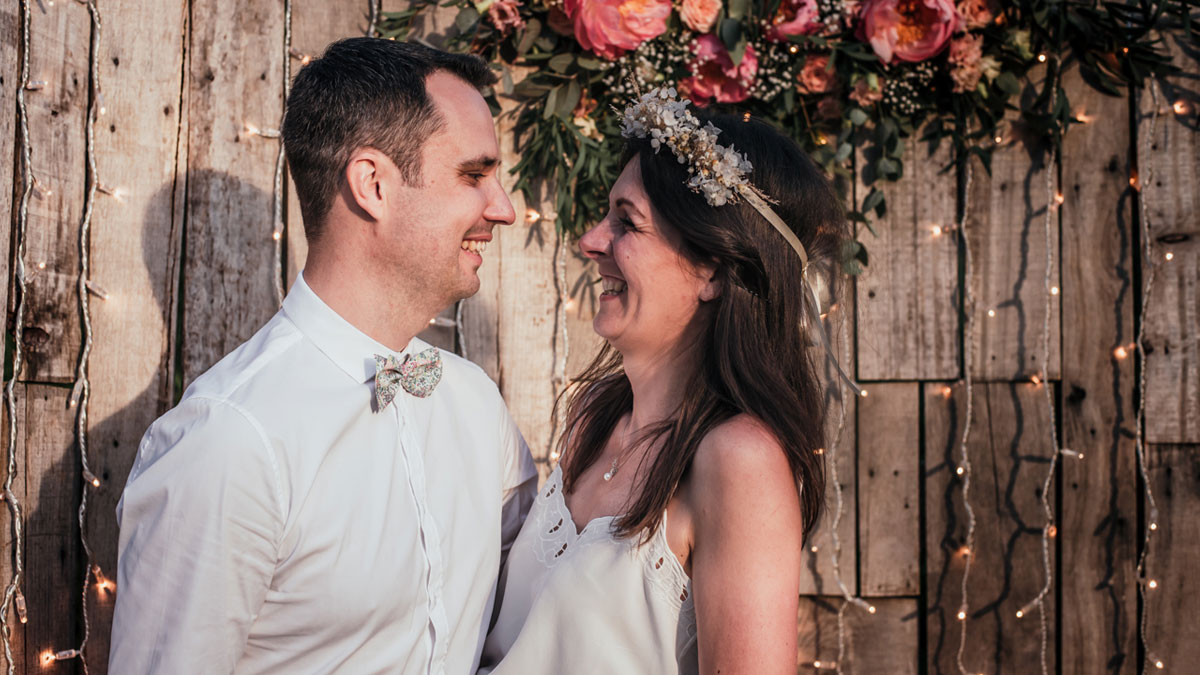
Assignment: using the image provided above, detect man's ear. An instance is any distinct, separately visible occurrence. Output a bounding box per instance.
[343,148,391,222]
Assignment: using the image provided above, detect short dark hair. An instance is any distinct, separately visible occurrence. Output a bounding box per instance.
[282,38,496,241]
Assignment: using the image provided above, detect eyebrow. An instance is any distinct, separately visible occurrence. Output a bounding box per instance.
[615,197,643,217]
[457,155,500,172]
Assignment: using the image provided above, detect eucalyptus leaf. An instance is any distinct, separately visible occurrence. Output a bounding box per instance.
[559,79,582,117]
[719,18,742,52]
[549,53,574,73]
[849,108,869,126]
[544,86,560,120]
[728,0,750,20]
[454,6,479,32]
[577,57,605,70]
[517,18,541,55]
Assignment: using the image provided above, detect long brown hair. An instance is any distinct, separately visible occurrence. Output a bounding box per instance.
[557,113,848,542]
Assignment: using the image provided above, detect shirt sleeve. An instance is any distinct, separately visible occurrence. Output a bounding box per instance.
[498,407,537,557]
[110,396,285,674]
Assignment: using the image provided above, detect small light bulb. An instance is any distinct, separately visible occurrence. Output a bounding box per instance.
[1037,53,1047,63]
[1148,579,1158,589]
[956,466,965,475]
[742,112,751,122]
[859,389,868,398]
[549,449,561,460]
[1048,525,1057,538]
[958,545,970,557]
[1149,522,1157,531]
[41,652,55,666]
[272,231,282,241]
[1164,252,1174,261]
[987,309,996,318]
[813,661,822,669]
[994,135,1003,144]
[1030,374,1042,386]
[1130,171,1141,190]
[931,224,943,237]
[1016,610,1024,618]
[814,447,824,455]
[788,45,799,54]
[1054,191,1064,205]
[37,261,46,270]
[942,386,953,398]
[1122,47,1130,54]
[957,610,967,620]
[1155,660,1164,669]
[525,208,541,223]
[1050,286,1059,295]
[1114,346,1128,360]
[810,545,819,553]
[1173,100,1188,115]
[867,605,876,614]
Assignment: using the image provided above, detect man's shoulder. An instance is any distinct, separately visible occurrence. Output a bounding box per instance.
[182,311,306,405]
[418,338,505,406]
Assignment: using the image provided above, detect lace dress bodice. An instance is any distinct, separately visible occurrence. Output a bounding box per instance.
[479,465,698,674]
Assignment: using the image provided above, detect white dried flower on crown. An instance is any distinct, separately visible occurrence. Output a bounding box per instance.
[619,87,754,207]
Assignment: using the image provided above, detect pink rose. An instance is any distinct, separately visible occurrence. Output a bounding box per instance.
[856,0,963,64]
[564,0,672,60]
[486,0,525,37]
[682,35,759,105]
[956,0,996,29]
[680,0,721,33]
[766,0,823,42]
[947,33,983,92]
[848,77,883,106]
[796,54,836,94]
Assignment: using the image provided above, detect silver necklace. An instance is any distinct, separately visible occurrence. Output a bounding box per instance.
[603,416,635,482]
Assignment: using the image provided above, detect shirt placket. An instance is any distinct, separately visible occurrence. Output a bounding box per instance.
[393,397,450,674]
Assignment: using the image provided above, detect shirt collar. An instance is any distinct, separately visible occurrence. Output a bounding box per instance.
[282,273,420,384]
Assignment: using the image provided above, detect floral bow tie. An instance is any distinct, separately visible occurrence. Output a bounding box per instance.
[373,348,442,410]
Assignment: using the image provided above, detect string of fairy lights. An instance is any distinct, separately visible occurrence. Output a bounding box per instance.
[1,1,36,671]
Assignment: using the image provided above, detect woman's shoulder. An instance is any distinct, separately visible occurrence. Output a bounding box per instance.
[692,414,792,486]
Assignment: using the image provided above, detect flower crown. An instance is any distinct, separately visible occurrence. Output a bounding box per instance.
[617,87,860,394]
[618,86,810,273]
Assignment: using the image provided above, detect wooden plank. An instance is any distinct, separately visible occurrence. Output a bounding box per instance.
[1058,62,1138,674]
[858,381,919,596]
[23,384,83,673]
[80,0,189,668]
[924,381,1057,674]
[799,291,857,597]
[182,0,285,385]
[797,596,918,674]
[1140,32,1200,444]
[17,0,91,383]
[1144,443,1200,671]
[855,134,959,381]
[0,0,17,371]
[968,99,1062,381]
[0,389,28,672]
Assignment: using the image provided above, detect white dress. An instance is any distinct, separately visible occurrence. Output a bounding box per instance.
[479,465,698,674]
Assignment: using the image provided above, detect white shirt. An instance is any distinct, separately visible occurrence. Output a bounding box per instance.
[111,274,537,675]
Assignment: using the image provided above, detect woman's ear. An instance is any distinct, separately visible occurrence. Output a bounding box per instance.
[699,265,722,302]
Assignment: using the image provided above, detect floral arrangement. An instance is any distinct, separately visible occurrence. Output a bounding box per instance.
[380,0,1190,273]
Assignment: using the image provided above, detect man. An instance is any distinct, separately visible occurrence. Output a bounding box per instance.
[110,38,536,674]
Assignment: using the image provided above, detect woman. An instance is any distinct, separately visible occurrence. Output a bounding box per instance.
[480,88,849,674]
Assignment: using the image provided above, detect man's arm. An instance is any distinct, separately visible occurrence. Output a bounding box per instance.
[497,407,537,560]
[110,397,285,674]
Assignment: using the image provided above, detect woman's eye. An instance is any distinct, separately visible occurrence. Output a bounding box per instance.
[617,217,637,232]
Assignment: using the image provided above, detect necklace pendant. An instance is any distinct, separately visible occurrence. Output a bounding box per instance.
[603,457,618,482]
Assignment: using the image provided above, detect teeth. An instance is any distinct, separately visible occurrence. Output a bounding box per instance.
[600,277,626,294]
[461,240,488,254]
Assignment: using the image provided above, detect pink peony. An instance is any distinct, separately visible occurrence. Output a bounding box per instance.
[956,0,996,29]
[856,0,963,64]
[947,32,983,92]
[682,35,759,105]
[797,54,837,94]
[486,0,525,37]
[680,0,722,33]
[766,0,823,42]
[564,0,672,60]
[848,76,883,106]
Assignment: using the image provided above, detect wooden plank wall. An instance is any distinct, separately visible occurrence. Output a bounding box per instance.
[0,2,1196,672]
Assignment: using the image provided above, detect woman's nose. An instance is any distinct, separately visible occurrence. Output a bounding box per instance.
[578,220,611,260]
